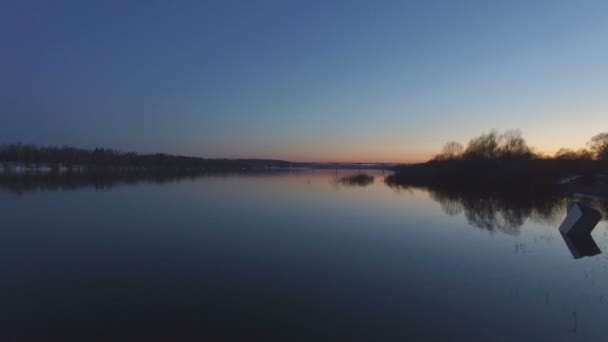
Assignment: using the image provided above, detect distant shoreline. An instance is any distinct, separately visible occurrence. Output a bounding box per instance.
[387,130,608,198]
[0,143,394,172]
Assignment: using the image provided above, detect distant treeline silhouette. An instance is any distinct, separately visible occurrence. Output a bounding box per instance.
[388,130,608,191]
[0,144,291,172]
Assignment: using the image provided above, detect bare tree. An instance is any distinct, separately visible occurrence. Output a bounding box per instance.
[464,131,500,159]
[587,132,608,161]
[434,141,464,160]
[555,148,592,161]
[498,130,531,158]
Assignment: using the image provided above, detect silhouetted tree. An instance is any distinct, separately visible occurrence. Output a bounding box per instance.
[434,141,464,161]
[462,130,533,160]
[390,130,604,189]
[463,131,500,160]
[554,148,593,161]
[587,132,608,161]
[498,130,532,159]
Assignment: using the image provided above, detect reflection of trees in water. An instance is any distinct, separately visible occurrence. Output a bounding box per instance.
[570,196,608,221]
[333,173,375,187]
[0,170,202,194]
[428,188,567,235]
[386,179,574,235]
[0,169,294,194]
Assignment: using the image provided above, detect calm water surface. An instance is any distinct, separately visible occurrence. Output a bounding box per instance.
[1,170,607,341]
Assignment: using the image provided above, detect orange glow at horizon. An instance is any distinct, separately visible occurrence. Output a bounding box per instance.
[239,136,600,164]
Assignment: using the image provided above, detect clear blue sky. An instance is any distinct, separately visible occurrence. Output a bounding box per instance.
[2,0,607,162]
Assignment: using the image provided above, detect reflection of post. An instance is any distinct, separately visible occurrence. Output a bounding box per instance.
[560,232,601,259]
[558,202,602,259]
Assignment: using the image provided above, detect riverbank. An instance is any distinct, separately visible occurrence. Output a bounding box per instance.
[387,159,608,199]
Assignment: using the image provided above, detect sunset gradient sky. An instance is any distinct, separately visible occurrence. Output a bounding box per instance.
[2,1,607,162]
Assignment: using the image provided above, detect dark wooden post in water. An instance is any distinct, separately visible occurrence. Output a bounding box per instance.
[559,203,601,236]
[559,202,602,259]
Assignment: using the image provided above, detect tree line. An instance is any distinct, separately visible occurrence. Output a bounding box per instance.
[433,130,608,162]
[0,144,289,172]
[388,130,608,190]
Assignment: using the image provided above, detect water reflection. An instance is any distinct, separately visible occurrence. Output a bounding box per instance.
[333,173,375,187]
[0,169,294,194]
[1,170,607,340]
[558,203,603,259]
[387,183,569,235]
[560,232,602,259]
[386,182,608,239]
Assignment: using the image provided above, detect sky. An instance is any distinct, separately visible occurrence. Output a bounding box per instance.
[1,0,607,163]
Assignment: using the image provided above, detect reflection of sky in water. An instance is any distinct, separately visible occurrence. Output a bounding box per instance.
[0,170,607,340]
